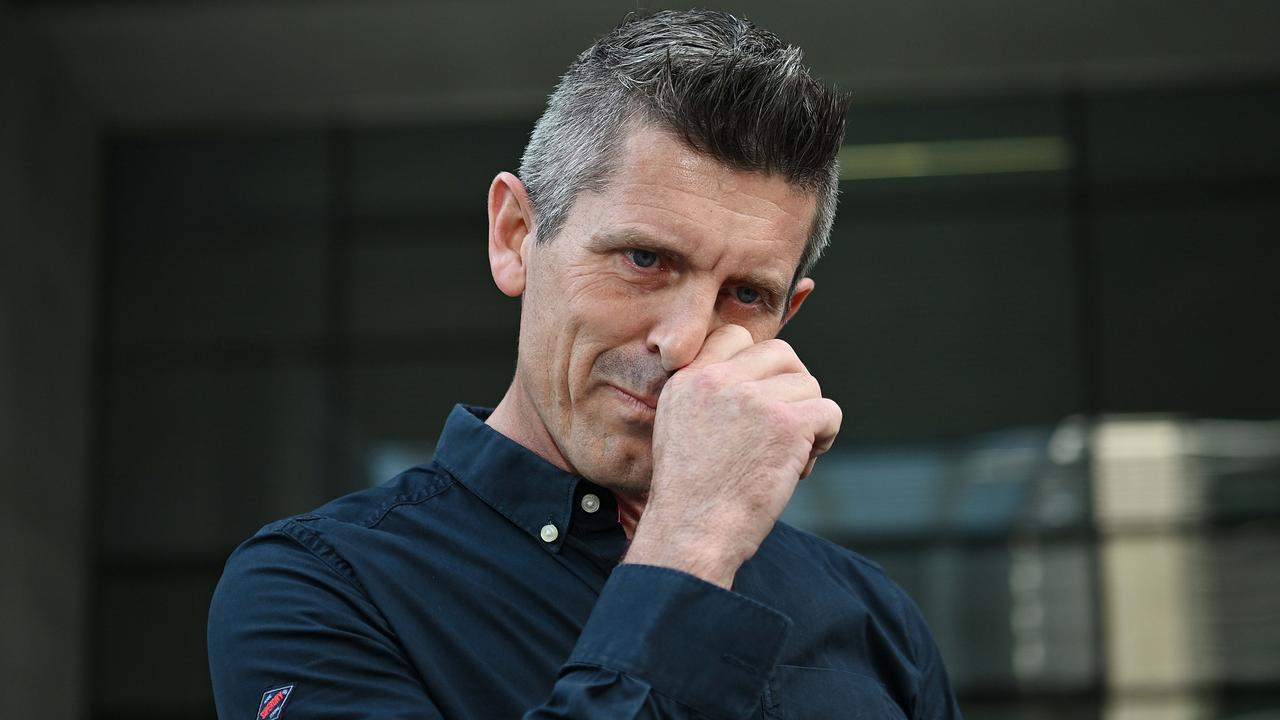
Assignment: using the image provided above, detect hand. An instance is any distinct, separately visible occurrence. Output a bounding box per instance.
[622,324,842,589]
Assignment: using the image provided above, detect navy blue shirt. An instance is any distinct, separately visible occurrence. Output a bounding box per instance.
[208,405,962,719]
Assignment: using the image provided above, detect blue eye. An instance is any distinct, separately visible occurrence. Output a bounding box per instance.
[628,249,659,268]
[734,286,761,304]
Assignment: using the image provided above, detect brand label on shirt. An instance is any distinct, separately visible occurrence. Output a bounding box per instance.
[257,684,294,720]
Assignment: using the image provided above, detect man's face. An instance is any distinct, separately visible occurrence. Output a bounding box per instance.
[509,125,817,492]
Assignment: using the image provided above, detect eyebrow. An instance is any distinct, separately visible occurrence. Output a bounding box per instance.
[588,228,688,260]
[589,227,792,312]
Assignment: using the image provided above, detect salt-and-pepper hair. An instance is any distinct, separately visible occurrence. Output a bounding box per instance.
[518,9,849,287]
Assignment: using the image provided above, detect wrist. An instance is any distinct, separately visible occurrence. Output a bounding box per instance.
[622,523,743,590]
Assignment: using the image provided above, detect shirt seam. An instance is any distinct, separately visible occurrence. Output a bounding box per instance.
[362,469,458,529]
[275,519,372,598]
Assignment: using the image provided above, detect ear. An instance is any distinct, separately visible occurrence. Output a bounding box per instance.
[780,277,815,329]
[488,171,536,297]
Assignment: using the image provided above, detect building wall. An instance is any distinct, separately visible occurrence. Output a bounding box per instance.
[0,4,98,717]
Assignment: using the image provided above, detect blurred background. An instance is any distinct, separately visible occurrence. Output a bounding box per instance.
[2,0,1278,718]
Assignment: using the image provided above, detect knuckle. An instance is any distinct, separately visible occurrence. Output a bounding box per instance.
[702,364,729,387]
[762,338,806,372]
[689,365,728,395]
[806,373,822,397]
[761,338,793,355]
[763,400,796,429]
[728,378,757,408]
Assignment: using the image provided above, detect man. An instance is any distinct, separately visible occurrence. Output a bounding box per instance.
[209,9,962,719]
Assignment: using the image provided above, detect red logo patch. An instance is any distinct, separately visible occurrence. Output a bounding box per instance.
[257,684,294,720]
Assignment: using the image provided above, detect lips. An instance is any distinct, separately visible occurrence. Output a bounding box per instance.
[610,384,659,411]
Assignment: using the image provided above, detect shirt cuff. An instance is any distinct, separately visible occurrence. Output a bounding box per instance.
[567,563,792,720]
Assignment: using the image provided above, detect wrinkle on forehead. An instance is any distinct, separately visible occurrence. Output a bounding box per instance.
[613,127,815,226]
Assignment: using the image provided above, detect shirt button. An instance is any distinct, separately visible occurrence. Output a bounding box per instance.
[580,493,601,514]
[539,523,559,543]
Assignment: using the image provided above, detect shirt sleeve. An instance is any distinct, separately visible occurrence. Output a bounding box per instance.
[895,587,964,720]
[527,564,793,720]
[207,528,446,720]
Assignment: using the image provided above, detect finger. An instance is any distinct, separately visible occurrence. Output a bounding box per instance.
[685,323,755,369]
[724,338,808,381]
[791,397,842,456]
[745,372,821,402]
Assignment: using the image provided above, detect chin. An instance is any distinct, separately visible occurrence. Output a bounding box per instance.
[595,471,652,495]
[575,440,653,494]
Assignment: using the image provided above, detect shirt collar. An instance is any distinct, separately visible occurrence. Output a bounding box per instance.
[431,404,622,555]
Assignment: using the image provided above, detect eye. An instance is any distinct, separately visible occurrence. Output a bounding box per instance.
[626,248,659,269]
[733,286,761,305]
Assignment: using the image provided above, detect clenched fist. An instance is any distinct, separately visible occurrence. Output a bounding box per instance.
[623,324,842,589]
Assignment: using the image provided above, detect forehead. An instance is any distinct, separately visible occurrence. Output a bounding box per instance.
[576,125,816,279]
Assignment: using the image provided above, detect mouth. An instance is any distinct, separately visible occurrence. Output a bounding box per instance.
[608,384,658,414]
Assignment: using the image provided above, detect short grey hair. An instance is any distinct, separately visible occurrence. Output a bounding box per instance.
[518,9,849,287]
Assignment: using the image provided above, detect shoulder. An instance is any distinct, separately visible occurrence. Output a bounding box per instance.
[208,472,449,720]
[763,521,897,597]
[252,462,457,543]
[299,462,457,529]
[217,463,458,589]
[768,520,885,573]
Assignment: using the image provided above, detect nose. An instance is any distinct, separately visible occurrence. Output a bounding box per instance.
[645,286,722,372]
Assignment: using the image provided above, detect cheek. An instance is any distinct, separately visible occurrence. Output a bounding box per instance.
[561,266,655,344]
[566,294,651,389]
[526,255,659,399]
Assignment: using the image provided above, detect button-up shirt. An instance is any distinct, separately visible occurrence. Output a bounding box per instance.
[208,405,962,719]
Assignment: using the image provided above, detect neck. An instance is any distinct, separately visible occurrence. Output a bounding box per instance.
[486,376,576,475]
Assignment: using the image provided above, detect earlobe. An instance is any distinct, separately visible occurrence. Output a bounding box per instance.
[781,277,815,328]
[488,172,535,297]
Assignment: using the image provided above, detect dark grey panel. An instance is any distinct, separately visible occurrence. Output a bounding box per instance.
[343,236,519,339]
[846,95,1066,145]
[1094,204,1280,415]
[346,124,530,220]
[112,132,329,241]
[94,573,219,713]
[101,366,329,556]
[111,241,329,347]
[787,211,1080,442]
[1086,86,1280,185]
